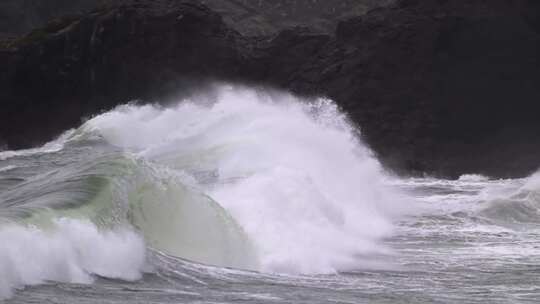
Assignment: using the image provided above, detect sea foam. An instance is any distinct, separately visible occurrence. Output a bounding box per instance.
[0,219,145,299]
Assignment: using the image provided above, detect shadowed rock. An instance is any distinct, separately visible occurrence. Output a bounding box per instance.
[1,0,540,178]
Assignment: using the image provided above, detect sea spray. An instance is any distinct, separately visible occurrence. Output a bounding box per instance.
[0,84,413,299]
[83,85,409,274]
[0,219,145,299]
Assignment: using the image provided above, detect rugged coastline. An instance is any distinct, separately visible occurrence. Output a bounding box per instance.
[1,0,539,178]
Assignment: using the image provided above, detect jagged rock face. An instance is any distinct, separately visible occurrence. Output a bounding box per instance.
[1,0,540,178]
[0,1,248,148]
[199,0,395,35]
[0,0,99,37]
[257,0,540,177]
[0,0,393,37]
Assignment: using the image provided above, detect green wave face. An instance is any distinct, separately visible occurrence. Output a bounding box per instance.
[0,145,259,271]
[128,178,258,270]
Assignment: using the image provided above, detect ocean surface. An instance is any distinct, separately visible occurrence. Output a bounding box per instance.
[1,86,539,303]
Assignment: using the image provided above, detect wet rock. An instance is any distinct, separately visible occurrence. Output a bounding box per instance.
[1,0,540,178]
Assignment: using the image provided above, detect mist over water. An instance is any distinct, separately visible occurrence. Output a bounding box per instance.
[0,85,406,299]
[1,85,540,303]
[82,85,404,273]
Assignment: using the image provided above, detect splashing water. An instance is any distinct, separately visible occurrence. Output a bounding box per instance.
[3,85,538,303]
[0,219,145,299]
[0,85,407,299]
[82,85,404,274]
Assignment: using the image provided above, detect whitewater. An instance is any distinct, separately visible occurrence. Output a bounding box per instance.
[1,85,540,303]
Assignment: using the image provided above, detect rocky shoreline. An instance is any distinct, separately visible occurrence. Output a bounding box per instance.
[1,0,539,178]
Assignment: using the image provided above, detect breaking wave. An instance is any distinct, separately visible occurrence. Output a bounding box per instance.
[0,85,408,298]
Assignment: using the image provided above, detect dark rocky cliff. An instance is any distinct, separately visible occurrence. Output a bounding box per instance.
[0,0,392,37]
[1,0,540,178]
[198,0,394,35]
[0,0,101,38]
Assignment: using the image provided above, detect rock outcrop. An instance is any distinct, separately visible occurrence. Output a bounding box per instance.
[0,0,393,38]
[1,0,540,178]
[0,0,100,38]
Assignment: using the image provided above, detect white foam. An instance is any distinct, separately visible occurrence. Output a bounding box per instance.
[458,174,490,182]
[0,165,17,173]
[522,171,540,192]
[84,85,409,274]
[0,218,146,299]
[0,130,74,161]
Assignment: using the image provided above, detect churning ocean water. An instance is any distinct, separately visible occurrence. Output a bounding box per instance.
[1,86,539,303]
